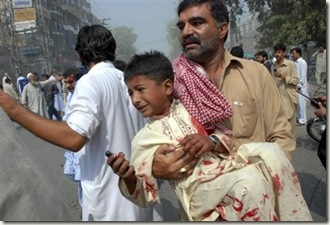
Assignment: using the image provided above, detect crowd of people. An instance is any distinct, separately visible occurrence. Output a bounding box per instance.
[0,0,326,222]
[230,41,326,128]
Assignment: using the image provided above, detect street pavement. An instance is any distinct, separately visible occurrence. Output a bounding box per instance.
[2,81,327,221]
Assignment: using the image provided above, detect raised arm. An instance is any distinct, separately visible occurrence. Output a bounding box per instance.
[0,89,87,151]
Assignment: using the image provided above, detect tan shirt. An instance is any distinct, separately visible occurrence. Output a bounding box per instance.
[218,52,295,159]
[271,58,299,120]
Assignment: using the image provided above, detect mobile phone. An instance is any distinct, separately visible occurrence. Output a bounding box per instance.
[273,68,277,72]
[296,90,320,109]
[105,151,113,157]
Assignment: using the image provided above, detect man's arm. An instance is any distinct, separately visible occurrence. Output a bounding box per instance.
[0,89,87,151]
[152,144,199,179]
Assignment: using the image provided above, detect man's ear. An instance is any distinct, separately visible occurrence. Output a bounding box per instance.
[163,79,174,96]
[218,22,228,40]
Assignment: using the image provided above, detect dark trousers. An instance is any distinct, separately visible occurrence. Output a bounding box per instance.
[47,99,62,121]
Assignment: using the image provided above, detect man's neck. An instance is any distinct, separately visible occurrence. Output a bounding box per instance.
[276,58,284,66]
[86,62,95,71]
[200,51,225,78]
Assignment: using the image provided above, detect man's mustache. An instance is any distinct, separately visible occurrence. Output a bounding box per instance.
[183,36,200,46]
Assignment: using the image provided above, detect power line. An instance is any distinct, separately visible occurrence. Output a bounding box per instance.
[91,0,110,21]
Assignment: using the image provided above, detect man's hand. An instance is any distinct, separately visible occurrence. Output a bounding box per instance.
[314,103,326,119]
[314,95,326,107]
[152,144,198,179]
[179,134,215,158]
[0,89,20,119]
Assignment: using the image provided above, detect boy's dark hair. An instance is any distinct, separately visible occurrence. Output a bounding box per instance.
[75,24,116,66]
[177,0,229,42]
[124,50,174,84]
[274,43,286,52]
[255,51,269,60]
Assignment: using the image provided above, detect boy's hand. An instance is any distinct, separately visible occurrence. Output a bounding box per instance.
[107,152,135,179]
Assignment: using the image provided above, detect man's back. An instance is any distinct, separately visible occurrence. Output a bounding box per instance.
[65,61,148,221]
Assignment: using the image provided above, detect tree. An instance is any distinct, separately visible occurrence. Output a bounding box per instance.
[110,26,138,63]
[246,0,327,49]
[166,0,327,54]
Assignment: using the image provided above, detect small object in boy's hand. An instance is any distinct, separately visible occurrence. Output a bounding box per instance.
[105,151,113,157]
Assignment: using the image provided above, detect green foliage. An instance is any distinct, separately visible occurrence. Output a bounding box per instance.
[246,0,327,49]
[110,26,138,63]
[166,0,327,55]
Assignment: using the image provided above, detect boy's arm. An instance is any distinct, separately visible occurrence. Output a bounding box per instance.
[108,149,161,208]
[107,153,137,195]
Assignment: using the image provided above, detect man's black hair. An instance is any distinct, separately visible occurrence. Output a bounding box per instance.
[230,46,244,58]
[274,43,286,52]
[177,0,229,42]
[75,24,116,66]
[290,47,302,55]
[255,51,269,60]
[63,67,82,81]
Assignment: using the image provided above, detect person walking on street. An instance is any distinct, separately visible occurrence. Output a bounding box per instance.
[290,46,309,125]
[16,73,29,95]
[271,43,299,137]
[21,72,55,118]
[41,74,62,121]
[0,24,163,221]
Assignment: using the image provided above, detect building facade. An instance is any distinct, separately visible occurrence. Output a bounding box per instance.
[0,0,99,78]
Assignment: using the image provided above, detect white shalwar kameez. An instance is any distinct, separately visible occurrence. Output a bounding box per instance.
[119,101,312,221]
[65,61,163,221]
[53,80,65,115]
[295,57,309,124]
[21,76,56,118]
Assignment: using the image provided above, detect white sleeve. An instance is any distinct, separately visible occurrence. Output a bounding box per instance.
[65,76,100,139]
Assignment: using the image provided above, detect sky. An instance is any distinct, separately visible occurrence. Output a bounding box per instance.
[90,0,179,56]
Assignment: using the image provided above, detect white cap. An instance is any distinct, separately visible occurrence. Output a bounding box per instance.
[27,73,33,79]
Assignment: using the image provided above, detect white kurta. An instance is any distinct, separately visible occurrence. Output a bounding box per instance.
[119,101,312,221]
[65,61,162,221]
[20,76,56,118]
[295,57,309,124]
[53,80,64,113]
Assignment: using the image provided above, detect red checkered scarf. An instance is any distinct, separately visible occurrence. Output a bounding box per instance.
[172,54,233,132]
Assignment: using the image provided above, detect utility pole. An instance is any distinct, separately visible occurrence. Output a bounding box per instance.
[35,0,51,73]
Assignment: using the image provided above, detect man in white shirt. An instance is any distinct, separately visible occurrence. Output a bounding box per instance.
[0,24,163,221]
[290,46,309,125]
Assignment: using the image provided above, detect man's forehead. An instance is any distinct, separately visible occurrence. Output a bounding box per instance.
[178,3,211,21]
